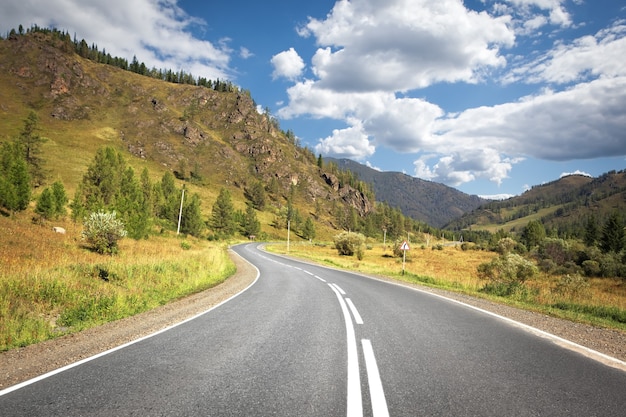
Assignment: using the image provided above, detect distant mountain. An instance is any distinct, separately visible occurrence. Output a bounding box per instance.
[326,158,487,228]
[445,170,626,238]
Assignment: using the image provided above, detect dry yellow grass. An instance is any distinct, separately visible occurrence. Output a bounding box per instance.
[0,212,235,350]
[269,239,626,329]
[273,241,496,292]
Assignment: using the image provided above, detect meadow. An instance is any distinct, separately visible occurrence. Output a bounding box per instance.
[268,239,626,331]
[0,212,235,351]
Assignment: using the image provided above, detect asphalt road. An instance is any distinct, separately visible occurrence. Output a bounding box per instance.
[1,242,626,416]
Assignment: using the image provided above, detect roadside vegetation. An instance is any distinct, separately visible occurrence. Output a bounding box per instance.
[0,212,235,351]
[268,229,626,332]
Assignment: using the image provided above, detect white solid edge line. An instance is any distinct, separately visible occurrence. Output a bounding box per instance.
[346,298,364,325]
[258,246,626,372]
[328,283,363,417]
[362,339,390,417]
[386,279,626,372]
[0,248,261,397]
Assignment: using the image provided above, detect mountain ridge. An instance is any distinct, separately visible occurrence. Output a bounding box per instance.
[326,157,487,228]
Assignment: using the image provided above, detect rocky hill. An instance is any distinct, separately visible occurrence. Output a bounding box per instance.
[0,29,373,237]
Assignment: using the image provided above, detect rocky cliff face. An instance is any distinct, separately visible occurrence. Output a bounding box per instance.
[0,31,374,219]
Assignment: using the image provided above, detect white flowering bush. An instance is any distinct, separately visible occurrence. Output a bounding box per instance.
[82,211,127,255]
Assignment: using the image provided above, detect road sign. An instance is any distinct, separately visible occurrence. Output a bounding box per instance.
[400,241,410,251]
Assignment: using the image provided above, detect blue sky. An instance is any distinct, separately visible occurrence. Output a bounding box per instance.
[2,0,625,199]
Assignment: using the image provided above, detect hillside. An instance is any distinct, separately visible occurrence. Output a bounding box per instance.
[326,157,487,228]
[0,29,373,239]
[446,171,626,237]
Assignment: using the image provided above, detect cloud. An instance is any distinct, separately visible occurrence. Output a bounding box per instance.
[505,21,626,84]
[240,47,253,59]
[479,193,515,200]
[498,0,572,31]
[314,119,375,160]
[434,76,626,161]
[270,48,305,81]
[560,170,592,178]
[0,0,233,80]
[278,1,626,188]
[303,0,514,92]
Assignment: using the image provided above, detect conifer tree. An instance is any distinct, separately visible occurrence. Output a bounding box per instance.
[241,204,261,237]
[600,212,625,253]
[302,217,316,241]
[0,142,31,212]
[35,187,55,219]
[245,181,266,210]
[17,111,48,186]
[211,188,236,238]
[51,180,68,217]
[584,214,599,247]
[181,193,204,237]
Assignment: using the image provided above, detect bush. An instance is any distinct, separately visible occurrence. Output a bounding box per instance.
[554,274,589,297]
[334,231,365,258]
[477,253,538,289]
[581,260,601,277]
[496,237,517,255]
[82,211,127,255]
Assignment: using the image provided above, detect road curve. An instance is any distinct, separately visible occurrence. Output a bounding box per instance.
[1,242,625,416]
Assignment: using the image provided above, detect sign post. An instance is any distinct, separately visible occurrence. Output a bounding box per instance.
[400,240,410,275]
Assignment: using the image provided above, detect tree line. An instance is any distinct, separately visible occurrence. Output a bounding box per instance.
[4,25,243,94]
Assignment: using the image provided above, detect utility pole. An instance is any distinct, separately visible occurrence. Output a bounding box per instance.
[177,186,185,235]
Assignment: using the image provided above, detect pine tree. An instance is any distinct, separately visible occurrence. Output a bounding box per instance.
[0,142,31,212]
[245,181,266,210]
[51,181,68,217]
[584,214,599,247]
[302,217,316,241]
[9,154,31,211]
[211,188,236,238]
[181,193,204,237]
[600,212,625,253]
[17,111,48,186]
[520,220,546,249]
[241,204,261,237]
[35,188,55,219]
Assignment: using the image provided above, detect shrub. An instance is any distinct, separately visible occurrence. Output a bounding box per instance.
[82,211,127,255]
[334,231,365,257]
[477,253,538,287]
[554,274,589,297]
[495,237,517,255]
[581,260,601,277]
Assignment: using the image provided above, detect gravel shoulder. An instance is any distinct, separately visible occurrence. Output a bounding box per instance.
[2,248,625,391]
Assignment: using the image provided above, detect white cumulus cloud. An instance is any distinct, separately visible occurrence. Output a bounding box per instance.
[270,47,305,81]
[0,0,233,80]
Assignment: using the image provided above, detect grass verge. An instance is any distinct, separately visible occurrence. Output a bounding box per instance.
[267,241,626,332]
[0,213,236,351]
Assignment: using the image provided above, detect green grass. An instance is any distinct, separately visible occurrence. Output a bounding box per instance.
[0,215,237,351]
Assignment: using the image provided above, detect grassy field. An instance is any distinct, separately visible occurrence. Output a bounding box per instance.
[0,212,237,351]
[267,240,626,331]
